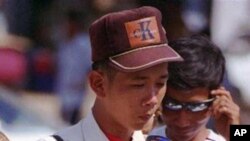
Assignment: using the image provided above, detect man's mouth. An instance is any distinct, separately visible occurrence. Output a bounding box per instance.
[138,114,153,122]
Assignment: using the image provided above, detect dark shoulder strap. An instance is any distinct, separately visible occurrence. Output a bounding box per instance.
[51,135,64,141]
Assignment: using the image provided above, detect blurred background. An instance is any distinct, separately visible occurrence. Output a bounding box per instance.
[0,0,249,141]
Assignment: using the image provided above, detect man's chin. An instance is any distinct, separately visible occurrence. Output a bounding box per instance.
[170,132,196,141]
[132,122,148,130]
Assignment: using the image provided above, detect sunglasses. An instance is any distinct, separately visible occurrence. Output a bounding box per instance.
[163,96,215,112]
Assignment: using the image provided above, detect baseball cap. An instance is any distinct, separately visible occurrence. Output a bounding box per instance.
[89,6,183,72]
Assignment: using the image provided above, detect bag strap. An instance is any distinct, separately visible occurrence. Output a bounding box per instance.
[51,135,64,141]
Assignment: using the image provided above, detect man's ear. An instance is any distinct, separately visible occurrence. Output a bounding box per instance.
[89,70,106,98]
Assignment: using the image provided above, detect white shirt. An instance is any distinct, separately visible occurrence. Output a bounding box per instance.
[39,111,145,141]
[149,125,226,141]
[206,129,226,141]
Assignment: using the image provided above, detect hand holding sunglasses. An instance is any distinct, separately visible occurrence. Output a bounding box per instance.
[210,86,240,141]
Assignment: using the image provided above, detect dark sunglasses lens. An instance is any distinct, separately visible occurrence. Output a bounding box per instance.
[164,100,182,111]
[187,98,214,112]
[187,103,209,112]
[164,98,214,112]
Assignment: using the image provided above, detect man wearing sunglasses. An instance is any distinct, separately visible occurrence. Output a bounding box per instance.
[149,35,240,141]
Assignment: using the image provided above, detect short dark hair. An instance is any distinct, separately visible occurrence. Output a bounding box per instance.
[92,60,117,81]
[167,35,225,90]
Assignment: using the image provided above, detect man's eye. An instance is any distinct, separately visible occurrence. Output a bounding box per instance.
[156,83,165,87]
[131,84,145,87]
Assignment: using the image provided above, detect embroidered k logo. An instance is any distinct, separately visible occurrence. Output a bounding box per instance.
[125,16,161,48]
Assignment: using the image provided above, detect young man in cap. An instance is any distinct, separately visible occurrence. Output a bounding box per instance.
[149,35,240,141]
[40,6,182,141]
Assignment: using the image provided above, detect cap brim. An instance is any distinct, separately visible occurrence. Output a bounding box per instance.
[109,44,183,72]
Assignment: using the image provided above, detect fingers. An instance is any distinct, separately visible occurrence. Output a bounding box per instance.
[210,86,240,124]
[212,97,239,119]
[211,86,232,101]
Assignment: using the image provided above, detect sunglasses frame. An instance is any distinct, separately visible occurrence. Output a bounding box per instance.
[163,96,215,112]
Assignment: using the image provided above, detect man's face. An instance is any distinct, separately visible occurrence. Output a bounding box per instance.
[103,63,168,130]
[162,87,212,141]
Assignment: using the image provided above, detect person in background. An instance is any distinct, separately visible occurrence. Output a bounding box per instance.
[211,0,250,123]
[149,35,240,141]
[40,6,183,141]
[55,10,92,124]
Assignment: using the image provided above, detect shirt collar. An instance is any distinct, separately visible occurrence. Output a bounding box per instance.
[81,110,145,141]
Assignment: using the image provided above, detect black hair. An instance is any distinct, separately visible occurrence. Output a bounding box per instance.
[168,35,225,90]
[92,60,117,81]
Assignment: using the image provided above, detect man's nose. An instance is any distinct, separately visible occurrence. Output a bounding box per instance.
[142,87,158,108]
[176,109,191,126]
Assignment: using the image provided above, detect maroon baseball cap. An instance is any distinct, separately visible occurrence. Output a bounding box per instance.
[89,6,183,72]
